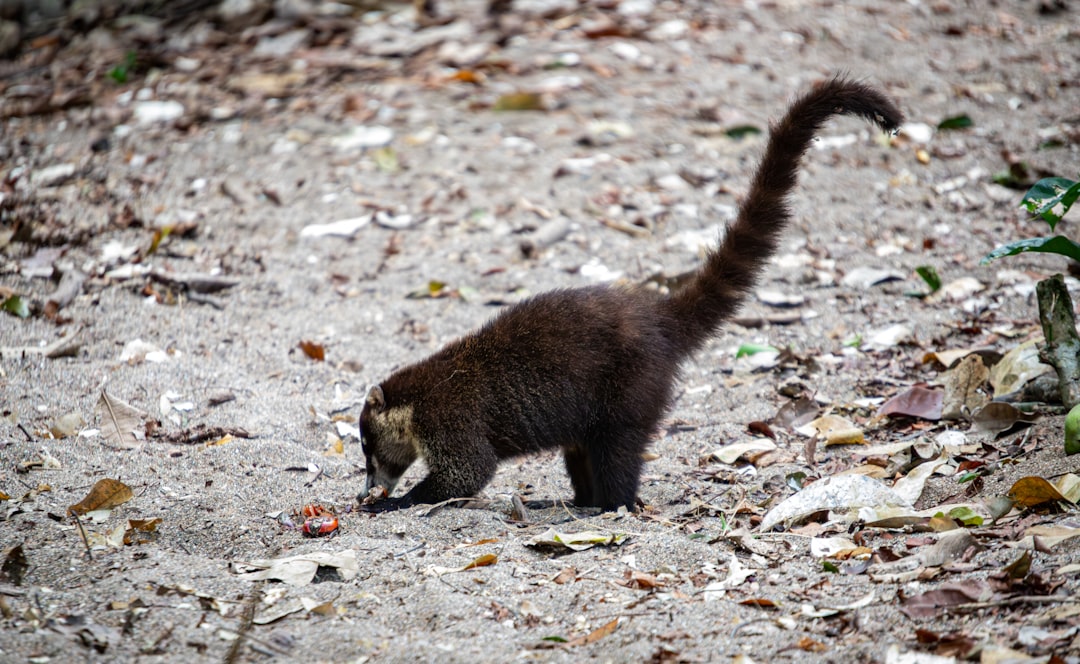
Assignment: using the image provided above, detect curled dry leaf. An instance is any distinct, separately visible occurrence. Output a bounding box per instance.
[969,402,1038,436]
[759,474,911,532]
[233,550,359,586]
[124,518,162,545]
[877,386,943,421]
[795,414,864,446]
[96,390,149,449]
[940,354,989,420]
[298,340,325,362]
[705,439,777,464]
[526,528,628,552]
[988,340,1052,398]
[68,478,134,516]
[462,553,498,570]
[566,618,619,647]
[1007,475,1079,508]
[772,396,819,429]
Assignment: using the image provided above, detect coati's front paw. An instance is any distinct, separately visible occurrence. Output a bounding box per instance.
[358,494,415,513]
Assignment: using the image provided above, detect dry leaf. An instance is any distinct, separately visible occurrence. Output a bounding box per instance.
[526,529,628,552]
[96,391,148,449]
[899,580,989,618]
[940,354,989,420]
[622,570,664,589]
[493,92,545,111]
[568,618,619,647]
[123,518,162,545]
[68,478,134,516]
[877,386,943,421]
[795,414,865,445]
[970,402,1038,436]
[463,553,498,570]
[1008,476,1071,508]
[233,551,358,586]
[298,340,325,362]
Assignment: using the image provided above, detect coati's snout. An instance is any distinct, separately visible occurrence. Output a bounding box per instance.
[359,384,419,500]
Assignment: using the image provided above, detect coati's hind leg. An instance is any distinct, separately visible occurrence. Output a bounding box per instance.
[563,445,595,506]
[586,428,649,511]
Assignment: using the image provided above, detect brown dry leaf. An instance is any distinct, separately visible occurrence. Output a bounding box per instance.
[68,478,134,516]
[493,92,545,111]
[970,402,1037,436]
[796,414,864,445]
[298,340,325,362]
[747,421,776,439]
[128,518,161,532]
[96,390,148,450]
[772,396,818,429]
[921,348,1000,370]
[553,567,576,584]
[1007,476,1070,508]
[1003,550,1032,579]
[463,553,498,570]
[877,386,943,420]
[795,636,827,652]
[740,598,778,608]
[899,581,989,618]
[207,434,234,447]
[623,570,664,590]
[123,518,162,545]
[323,435,345,457]
[568,618,619,647]
[940,354,989,420]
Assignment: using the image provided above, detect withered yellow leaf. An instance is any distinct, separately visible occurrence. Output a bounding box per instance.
[569,618,619,646]
[463,553,498,570]
[1008,476,1067,508]
[68,478,134,516]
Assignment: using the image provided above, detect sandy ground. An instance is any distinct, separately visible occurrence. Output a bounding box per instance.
[2,0,1080,661]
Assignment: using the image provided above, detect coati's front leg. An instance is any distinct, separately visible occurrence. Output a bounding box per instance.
[362,435,499,512]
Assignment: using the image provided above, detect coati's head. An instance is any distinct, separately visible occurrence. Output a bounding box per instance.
[359,384,419,497]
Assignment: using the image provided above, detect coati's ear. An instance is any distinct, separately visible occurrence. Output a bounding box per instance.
[366,385,385,411]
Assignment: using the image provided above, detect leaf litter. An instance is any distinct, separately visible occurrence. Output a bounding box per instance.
[1,1,1079,662]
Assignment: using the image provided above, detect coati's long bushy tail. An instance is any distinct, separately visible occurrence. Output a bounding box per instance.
[665,77,903,352]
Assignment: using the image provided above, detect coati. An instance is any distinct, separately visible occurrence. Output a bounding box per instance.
[360,77,903,512]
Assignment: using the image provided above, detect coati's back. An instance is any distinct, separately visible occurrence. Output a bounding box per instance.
[383,284,682,457]
[361,77,903,512]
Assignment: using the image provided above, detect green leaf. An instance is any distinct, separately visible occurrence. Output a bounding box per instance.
[786,471,807,492]
[2,295,30,318]
[724,125,762,140]
[822,561,839,573]
[981,235,1080,265]
[914,266,941,293]
[372,147,398,173]
[1020,177,1080,230]
[937,114,973,130]
[957,471,980,484]
[735,343,778,359]
[947,506,983,527]
[842,334,862,348]
[992,167,1033,190]
[108,51,137,84]
[541,636,568,643]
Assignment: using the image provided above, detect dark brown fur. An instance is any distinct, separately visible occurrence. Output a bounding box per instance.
[360,78,902,512]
